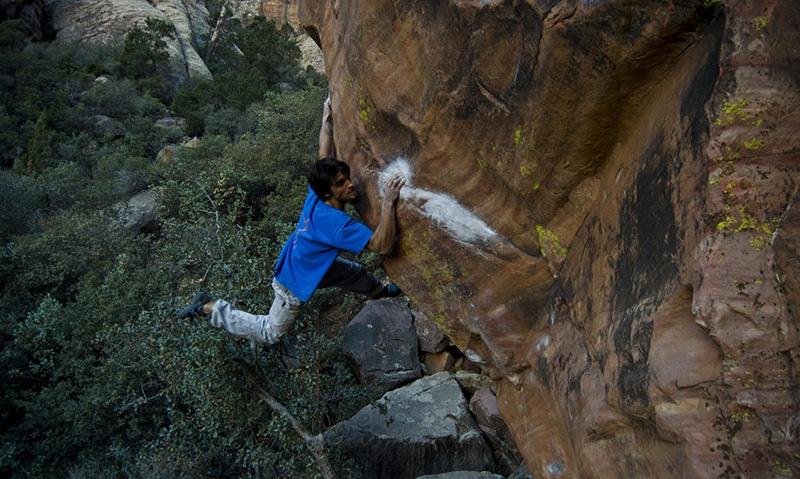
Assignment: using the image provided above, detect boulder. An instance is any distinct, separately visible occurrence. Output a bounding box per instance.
[119,187,161,235]
[470,387,523,474]
[324,372,495,479]
[299,0,800,476]
[342,299,422,391]
[90,115,126,139]
[454,371,494,396]
[413,309,450,353]
[156,145,180,163]
[154,117,186,132]
[423,350,455,375]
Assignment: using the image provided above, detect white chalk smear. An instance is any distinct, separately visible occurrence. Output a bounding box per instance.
[378,158,498,244]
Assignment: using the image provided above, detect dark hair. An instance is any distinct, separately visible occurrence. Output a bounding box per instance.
[308,158,351,199]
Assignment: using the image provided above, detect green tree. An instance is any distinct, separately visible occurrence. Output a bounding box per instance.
[0,19,28,52]
[171,16,310,137]
[16,110,49,174]
[119,17,176,100]
[217,17,301,108]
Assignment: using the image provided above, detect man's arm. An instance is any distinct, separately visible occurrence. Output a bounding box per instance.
[319,97,334,159]
[366,172,406,255]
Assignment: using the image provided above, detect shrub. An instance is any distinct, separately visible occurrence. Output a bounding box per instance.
[0,16,380,479]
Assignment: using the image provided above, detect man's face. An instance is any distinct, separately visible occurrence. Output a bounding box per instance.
[326,171,357,204]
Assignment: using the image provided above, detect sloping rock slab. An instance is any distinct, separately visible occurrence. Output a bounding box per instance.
[342,299,422,391]
[324,372,494,479]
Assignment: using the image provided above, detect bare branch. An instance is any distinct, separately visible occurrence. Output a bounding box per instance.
[235,359,338,479]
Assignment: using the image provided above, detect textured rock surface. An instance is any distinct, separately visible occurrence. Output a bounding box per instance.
[46,0,212,83]
[470,387,523,475]
[119,187,161,234]
[414,308,450,353]
[32,0,322,84]
[342,299,422,391]
[324,372,495,479]
[299,0,800,477]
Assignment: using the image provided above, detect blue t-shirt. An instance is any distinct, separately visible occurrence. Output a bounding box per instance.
[274,186,373,302]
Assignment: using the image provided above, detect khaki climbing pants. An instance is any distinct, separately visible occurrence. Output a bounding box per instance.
[209,258,385,344]
[209,278,303,344]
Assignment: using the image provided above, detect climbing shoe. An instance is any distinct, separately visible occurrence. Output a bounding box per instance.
[374,283,402,299]
[176,292,214,318]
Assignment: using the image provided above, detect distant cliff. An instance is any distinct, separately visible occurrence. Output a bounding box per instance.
[299,0,800,477]
[2,0,319,84]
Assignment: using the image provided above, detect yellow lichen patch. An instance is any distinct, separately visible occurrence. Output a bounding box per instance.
[431,314,456,337]
[753,16,769,30]
[742,138,764,150]
[715,207,780,251]
[729,409,752,423]
[735,212,758,232]
[716,215,738,231]
[399,227,415,256]
[715,98,763,127]
[772,460,791,475]
[406,232,459,309]
[536,225,568,259]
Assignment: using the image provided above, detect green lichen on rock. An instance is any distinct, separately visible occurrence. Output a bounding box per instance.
[536,225,567,259]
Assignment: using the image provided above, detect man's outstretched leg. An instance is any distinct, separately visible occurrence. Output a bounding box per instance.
[177,278,304,344]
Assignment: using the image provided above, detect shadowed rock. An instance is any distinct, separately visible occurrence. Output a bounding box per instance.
[324,372,494,479]
[300,0,800,476]
[342,299,422,391]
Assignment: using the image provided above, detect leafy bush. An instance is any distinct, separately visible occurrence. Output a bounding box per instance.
[0,11,385,476]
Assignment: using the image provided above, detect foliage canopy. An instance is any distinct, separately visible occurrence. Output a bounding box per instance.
[0,15,378,479]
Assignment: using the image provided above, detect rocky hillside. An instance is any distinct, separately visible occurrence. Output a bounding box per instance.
[3,0,318,84]
[299,0,800,477]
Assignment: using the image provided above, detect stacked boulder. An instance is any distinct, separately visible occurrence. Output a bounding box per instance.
[338,298,527,479]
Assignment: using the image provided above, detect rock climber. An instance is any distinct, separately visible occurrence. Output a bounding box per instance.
[176,97,406,345]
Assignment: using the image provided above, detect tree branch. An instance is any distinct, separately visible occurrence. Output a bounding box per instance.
[235,358,338,479]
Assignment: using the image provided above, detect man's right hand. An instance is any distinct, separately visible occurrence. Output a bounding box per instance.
[367,171,406,255]
[382,172,406,205]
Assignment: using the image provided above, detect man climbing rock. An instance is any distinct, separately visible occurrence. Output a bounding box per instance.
[177,97,406,344]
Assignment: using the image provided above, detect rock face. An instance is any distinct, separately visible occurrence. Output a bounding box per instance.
[1,0,46,40]
[299,0,800,477]
[26,0,322,85]
[45,0,212,83]
[324,372,495,479]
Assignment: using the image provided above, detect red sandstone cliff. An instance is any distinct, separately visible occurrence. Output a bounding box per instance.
[298,0,800,477]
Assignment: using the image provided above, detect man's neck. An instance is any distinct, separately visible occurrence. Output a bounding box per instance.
[324,198,346,210]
